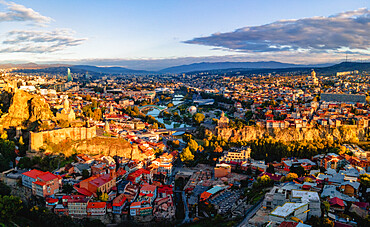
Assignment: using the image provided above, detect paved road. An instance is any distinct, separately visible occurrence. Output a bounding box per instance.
[156,127,196,134]
[181,191,191,224]
[237,199,263,227]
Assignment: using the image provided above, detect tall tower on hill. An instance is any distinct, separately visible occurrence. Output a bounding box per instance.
[67,68,72,82]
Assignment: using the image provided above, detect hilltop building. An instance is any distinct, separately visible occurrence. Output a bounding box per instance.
[56,97,76,121]
[218,111,229,127]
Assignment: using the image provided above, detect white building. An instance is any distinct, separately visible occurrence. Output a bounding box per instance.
[269,202,309,224]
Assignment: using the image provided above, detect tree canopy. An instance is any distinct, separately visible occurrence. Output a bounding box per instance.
[193,113,205,124]
[0,195,22,223]
[180,147,194,163]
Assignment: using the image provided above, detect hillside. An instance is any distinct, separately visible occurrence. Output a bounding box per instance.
[315,62,370,75]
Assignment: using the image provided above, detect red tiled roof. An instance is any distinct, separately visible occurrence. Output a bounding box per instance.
[130,201,141,207]
[113,194,127,206]
[87,202,106,209]
[74,186,93,196]
[38,172,58,182]
[22,169,44,179]
[278,222,298,227]
[141,184,156,193]
[88,174,113,187]
[62,195,88,203]
[329,197,345,207]
[46,198,59,204]
[354,202,369,209]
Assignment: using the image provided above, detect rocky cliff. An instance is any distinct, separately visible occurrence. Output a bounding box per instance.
[0,89,54,129]
[216,125,367,143]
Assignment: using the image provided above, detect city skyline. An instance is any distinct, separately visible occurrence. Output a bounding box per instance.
[0,0,369,70]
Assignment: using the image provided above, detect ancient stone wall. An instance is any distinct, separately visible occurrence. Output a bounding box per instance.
[29,126,97,151]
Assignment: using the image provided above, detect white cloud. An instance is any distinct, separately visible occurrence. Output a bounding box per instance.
[185,8,370,55]
[0,29,87,53]
[0,1,52,24]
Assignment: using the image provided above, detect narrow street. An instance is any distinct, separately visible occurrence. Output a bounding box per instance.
[237,199,263,227]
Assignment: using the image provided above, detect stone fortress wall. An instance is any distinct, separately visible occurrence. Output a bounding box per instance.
[29,126,96,151]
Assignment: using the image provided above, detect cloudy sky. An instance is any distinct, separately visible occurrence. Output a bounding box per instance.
[0,0,369,70]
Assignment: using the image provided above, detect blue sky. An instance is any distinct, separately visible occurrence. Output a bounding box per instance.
[0,0,369,70]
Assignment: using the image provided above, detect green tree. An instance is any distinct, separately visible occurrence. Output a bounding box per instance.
[214,145,223,153]
[18,136,24,146]
[17,157,32,169]
[0,132,7,140]
[93,108,102,121]
[266,164,275,174]
[58,119,70,128]
[151,122,158,129]
[182,133,192,143]
[290,165,306,177]
[188,139,199,153]
[307,216,334,227]
[359,173,370,188]
[172,140,180,149]
[82,169,90,179]
[100,192,109,202]
[180,147,194,163]
[0,195,22,223]
[85,94,92,101]
[193,113,205,124]
[254,175,274,188]
[0,181,11,196]
[282,173,299,182]
[322,201,330,216]
[154,148,163,158]
[62,184,74,194]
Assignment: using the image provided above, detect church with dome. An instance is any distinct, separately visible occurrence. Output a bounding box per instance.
[218,111,229,128]
[56,97,76,122]
[306,70,319,86]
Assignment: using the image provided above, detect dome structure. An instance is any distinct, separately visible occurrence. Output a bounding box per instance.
[188,106,197,115]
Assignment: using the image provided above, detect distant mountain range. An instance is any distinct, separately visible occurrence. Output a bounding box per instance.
[0,63,68,69]
[4,61,370,76]
[70,65,151,74]
[159,61,334,74]
[11,64,152,75]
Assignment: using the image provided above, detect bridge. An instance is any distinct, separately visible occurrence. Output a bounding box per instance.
[138,101,184,113]
[138,105,167,112]
[156,127,196,135]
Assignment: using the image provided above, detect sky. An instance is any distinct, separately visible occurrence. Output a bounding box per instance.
[0,0,369,70]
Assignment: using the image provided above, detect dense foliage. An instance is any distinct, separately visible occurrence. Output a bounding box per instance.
[0,195,22,224]
[17,153,76,172]
[0,136,16,172]
[248,138,342,162]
